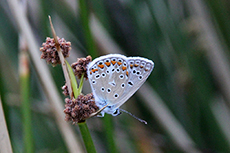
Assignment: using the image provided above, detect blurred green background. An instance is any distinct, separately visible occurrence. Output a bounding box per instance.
[1,0,230,152]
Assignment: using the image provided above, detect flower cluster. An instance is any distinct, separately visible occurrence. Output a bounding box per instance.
[71,56,92,79]
[64,93,98,123]
[40,37,71,66]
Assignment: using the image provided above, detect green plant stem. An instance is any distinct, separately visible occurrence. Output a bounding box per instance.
[79,0,97,58]
[66,61,97,152]
[103,115,118,153]
[78,121,97,153]
[20,52,33,153]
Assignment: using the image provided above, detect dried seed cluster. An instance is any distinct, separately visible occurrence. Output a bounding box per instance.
[71,56,92,79]
[61,83,69,96]
[40,37,71,66]
[64,93,98,123]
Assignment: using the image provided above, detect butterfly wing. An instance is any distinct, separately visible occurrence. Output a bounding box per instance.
[87,54,129,115]
[112,57,154,110]
[87,54,154,116]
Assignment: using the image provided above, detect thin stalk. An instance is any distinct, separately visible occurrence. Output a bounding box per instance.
[19,2,34,152]
[49,16,74,98]
[103,115,118,153]
[19,50,34,153]
[79,0,97,58]
[78,122,97,153]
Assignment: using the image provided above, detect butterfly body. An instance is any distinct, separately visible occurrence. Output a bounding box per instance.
[87,54,154,116]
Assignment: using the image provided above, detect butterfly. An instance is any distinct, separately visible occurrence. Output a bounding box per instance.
[87,54,154,117]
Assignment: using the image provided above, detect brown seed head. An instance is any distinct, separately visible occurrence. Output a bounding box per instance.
[40,37,71,66]
[63,93,98,123]
[62,83,69,96]
[71,55,92,79]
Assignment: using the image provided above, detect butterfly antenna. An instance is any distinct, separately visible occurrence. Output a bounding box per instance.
[119,109,147,124]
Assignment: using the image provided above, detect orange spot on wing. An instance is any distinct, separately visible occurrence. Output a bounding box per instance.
[134,64,139,67]
[140,65,144,68]
[126,71,129,76]
[117,62,122,65]
[91,69,98,73]
[111,60,116,65]
[130,64,133,68]
[105,62,111,67]
[98,64,104,69]
[122,66,127,71]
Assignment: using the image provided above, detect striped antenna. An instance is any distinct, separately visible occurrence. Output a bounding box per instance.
[119,109,147,124]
